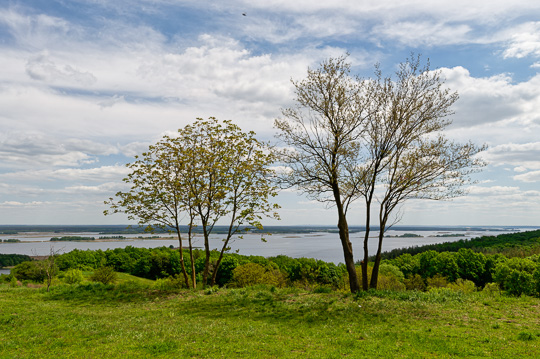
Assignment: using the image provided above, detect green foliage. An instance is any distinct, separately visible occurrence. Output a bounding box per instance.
[493,257,539,296]
[56,249,107,270]
[0,254,32,268]
[105,117,280,287]
[63,269,85,285]
[153,275,186,291]
[427,274,449,290]
[90,267,118,285]
[447,279,476,293]
[456,248,487,285]
[50,236,95,241]
[404,274,426,291]
[12,261,46,282]
[381,229,540,259]
[231,263,286,288]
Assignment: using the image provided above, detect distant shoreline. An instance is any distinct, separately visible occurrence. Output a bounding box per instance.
[0,224,535,235]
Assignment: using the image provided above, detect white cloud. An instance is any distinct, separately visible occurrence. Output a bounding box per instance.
[502,22,540,59]
[513,170,540,183]
[0,200,48,207]
[0,165,130,182]
[482,142,540,170]
[26,51,97,86]
[372,21,473,47]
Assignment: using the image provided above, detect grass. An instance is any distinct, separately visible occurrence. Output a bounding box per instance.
[1,282,540,358]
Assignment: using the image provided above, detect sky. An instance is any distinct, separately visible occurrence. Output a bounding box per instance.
[0,0,540,227]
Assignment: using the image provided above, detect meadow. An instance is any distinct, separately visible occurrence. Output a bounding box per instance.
[1,278,539,358]
[2,230,540,358]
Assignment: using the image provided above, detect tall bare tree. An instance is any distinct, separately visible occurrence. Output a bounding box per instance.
[359,56,486,289]
[275,56,373,293]
[277,55,485,292]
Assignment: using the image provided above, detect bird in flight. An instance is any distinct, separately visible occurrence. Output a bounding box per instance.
[242,13,247,16]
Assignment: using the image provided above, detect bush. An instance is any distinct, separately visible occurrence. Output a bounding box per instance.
[90,266,117,285]
[12,261,45,282]
[447,279,476,293]
[377,274,406,291]
[427,274,448,290]
[63,269,85,285]
[231,263,286,288]
[482,282,501,295]
[493,257,539,296]
[404,274,426,291]
[153,275,186,291]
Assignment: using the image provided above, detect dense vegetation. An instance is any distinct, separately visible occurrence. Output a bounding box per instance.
[2,230,540,357]
[2,230,540,298]
[0,253,32,268]
[50,236,95,241]
[381,229,540,259]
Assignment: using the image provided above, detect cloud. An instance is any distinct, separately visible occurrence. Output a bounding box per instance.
[513,170,540,183]
[26,52,97,86]
[0,201,48,208]
[372,21,473,47]
[0,165,130,182]
[502,22,540,59]
[0,133,121,168]
[483,142,540,170]
[0,8,76,48]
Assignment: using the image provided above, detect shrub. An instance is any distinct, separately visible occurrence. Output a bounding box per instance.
[377,274,406,291]
[12,261,45,282]
[493,257,539,296]
[63,269,85,285]
[232,263,266,287]
[89,266,117,285]
[482,282,501,295]
[447,279,476,293]
[231,263,286,288]
[404,274,426,291]
[427,274,448,290]
[153,275,186,291]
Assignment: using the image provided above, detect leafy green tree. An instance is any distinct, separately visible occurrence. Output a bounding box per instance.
[106,117,279,287]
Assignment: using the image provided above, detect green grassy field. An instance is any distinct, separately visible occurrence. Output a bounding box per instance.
[1,281,539,358]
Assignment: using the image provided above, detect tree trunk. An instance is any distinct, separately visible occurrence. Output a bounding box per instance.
[333,184,360,293]
[361,198,372,290]
[202,222,211,286]
[369,229,385,289]
[370,207,389,289]
[188,224,196,289]
[175,226,190,288]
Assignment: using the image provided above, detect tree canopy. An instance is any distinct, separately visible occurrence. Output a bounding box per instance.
[105,117,279,287]
[275,55,486,292]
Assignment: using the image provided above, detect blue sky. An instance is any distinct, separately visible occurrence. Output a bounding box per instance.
[1,0,540,226]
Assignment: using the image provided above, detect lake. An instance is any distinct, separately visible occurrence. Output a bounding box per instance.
[0,227,531,265]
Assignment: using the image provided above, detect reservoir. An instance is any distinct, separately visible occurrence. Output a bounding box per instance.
[1,226,533,265]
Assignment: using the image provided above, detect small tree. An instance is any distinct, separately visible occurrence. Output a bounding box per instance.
[41,246,61,292]
[106,117,279,287]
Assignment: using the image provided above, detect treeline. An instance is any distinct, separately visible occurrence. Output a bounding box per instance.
[380,229,540,259]
[4,231,540,297]
[53,247,347,288]
[50,236,95,241]
[389,249,540,296]
[0,254,32,268]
